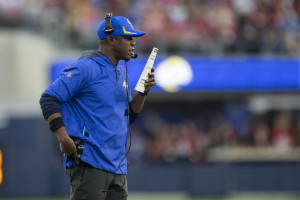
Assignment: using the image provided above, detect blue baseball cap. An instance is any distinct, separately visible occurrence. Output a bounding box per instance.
[97,16,146,40]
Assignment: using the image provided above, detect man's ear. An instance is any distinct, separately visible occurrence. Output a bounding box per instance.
[106,36,114,45]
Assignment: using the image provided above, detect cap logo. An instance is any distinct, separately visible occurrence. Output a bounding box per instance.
[122,26,136,34]
[127,19,133,26]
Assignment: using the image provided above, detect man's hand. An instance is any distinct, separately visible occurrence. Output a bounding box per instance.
[144,67,156,92]
[47,113,80,164]
[59,136,80,164]
[131,67,156,113]
[53,126,80,164]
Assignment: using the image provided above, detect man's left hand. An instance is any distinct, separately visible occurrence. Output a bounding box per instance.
[145,67,156,92]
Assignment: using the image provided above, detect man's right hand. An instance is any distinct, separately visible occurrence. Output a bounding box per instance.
[55,126,80,164]
[59,136,80,164]
[47,113,80,164]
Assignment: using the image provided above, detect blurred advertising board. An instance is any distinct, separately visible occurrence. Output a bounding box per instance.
[50,56,300,92]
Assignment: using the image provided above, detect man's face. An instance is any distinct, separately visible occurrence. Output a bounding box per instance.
[113,35,136,62]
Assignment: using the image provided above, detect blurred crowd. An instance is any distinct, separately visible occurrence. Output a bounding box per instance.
[127,101,300,164]
[1,0,299,164]
[0,0,299,55]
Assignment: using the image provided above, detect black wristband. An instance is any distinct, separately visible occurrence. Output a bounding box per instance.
[139,91,148,96]
[49,117,65,132]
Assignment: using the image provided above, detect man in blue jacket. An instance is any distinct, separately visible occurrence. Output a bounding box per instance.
[39,14,156,200]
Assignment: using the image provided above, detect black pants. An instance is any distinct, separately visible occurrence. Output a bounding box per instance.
[67,165,128,200]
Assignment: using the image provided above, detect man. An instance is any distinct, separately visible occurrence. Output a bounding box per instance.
[39,14,156,200]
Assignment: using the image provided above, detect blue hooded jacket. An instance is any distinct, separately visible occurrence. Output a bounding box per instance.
[44,50,132,174]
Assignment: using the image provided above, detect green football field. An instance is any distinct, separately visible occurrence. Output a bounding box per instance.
[0,193,300,200]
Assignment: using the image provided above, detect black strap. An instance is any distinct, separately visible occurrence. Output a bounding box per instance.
[49,117,65,132]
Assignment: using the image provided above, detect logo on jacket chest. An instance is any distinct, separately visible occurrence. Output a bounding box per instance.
[123,81,128,89]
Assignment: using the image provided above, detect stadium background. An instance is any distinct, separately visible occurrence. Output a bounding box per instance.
[0,0,300,199]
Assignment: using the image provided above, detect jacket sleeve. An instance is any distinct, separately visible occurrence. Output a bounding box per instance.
[39,93,61,120]
[43,62,88,104]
